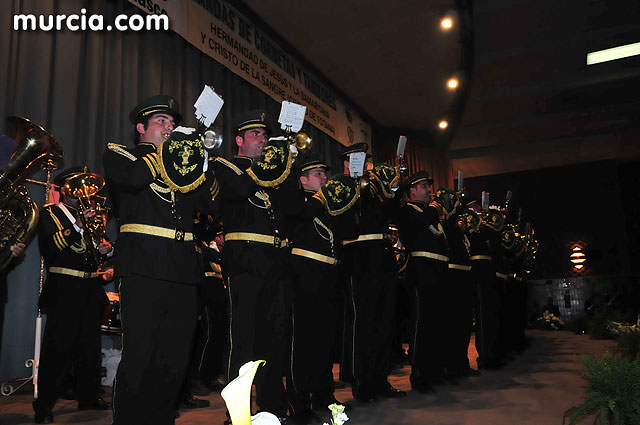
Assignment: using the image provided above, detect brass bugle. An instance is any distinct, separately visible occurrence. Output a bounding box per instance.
[290,131,312,153]
[202,127,223,150]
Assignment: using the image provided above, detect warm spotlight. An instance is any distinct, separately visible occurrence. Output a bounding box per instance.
[447,78,459,89]
[441,17,453,30]
[438,120,449,130]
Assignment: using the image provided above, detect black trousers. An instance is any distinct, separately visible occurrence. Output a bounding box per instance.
[343,244,397,397]
[408,259,447,385]
[226,271,291,417]
[198,278,228,383]
[34,276,105,412]
[442,268,474,375]
[286,257,339,414]
[181,277,227,401]
[474,265,503,366]
[112,276,197,425]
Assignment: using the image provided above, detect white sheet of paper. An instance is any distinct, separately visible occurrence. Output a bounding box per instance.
[193,85,224,128]
[278,101,306,132]
[397,135,407,158]
[349,152,366,177]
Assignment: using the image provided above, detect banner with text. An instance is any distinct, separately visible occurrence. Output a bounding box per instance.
[129,0,371,147]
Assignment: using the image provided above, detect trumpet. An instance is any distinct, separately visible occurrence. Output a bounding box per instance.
[289,131,312,154]
[202,127,223,150]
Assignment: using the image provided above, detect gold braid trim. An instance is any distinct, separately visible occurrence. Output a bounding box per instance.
[210,178,220,200]
[407,202,424,213]
[214,157,243,175]
[47,207,64,230]
[142,153,159,179]
[245,150,293,188]
[370,168,398,199]
[321,183,360,217]
[157,143,206,194]
[107,142,136,161]
[120,224,194,241]
[313,217,334,247]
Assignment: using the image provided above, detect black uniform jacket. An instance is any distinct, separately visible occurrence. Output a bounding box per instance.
[397,200,447,255]
[210,155,299,278]
[443,215,471,267]
[37,202,107,309]
[288,189,354,261]
[103,142,219,284]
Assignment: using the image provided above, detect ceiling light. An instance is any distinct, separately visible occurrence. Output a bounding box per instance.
[440,17,453,30]
[447,78,459,89]
[438,120,448,130]
[587,42,640,65]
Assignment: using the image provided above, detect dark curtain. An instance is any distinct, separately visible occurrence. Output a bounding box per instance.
[0,0,347,378]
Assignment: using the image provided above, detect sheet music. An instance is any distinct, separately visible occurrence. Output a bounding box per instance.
[396,135,407,158]
[278,101,306,132]
[349,152,366,177]
[193,85,224,128]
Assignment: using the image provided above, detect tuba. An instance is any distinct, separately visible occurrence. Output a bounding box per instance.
[62,170,109,274]
[0,117,63,271]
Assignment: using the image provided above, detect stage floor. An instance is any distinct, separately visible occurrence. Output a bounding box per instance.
[0,330,615,425]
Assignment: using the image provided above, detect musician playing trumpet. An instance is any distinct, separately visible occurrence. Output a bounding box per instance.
[32,166,113,424]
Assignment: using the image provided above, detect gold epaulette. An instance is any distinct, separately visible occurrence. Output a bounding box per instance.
[107,142,136,161]
[407,202,424,213]
[214,157,243,175]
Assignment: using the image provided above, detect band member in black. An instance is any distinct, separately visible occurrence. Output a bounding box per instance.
[103,95,219,425]
[33,166,113,423]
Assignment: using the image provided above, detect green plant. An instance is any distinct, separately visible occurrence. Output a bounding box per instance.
[588,310,626,340]
[608,318,640,359]
[563,352,640,425]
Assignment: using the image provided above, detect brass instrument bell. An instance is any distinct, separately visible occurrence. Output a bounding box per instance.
[291,131,312,153]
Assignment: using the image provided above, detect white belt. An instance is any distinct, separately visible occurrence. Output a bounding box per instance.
[470,255,492,261]
[410,251,449,262]
[49,267,98,279]
[342,233,384,245]
[448,263,472,271]
[291,248,337,265]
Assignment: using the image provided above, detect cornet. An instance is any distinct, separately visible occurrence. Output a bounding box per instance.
[63,170,110,275]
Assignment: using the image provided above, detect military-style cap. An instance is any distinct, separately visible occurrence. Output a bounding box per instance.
[129,95,182,125]
[404,170,433,189]
[53,165,88,188]
[297,157,330,174]
[340,142,370,160]
[234,109,272,134]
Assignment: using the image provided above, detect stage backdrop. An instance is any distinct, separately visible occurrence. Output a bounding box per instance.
[128,0,372,147]
[0,0,373,379]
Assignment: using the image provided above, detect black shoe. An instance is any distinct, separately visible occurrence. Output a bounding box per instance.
[33,410,54,424]
[78,397,112,410]
[380,382,407,398]
[311,396,353,412]
[290,409,321,425]
[174,410,180,418]
[181,396,211,409]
